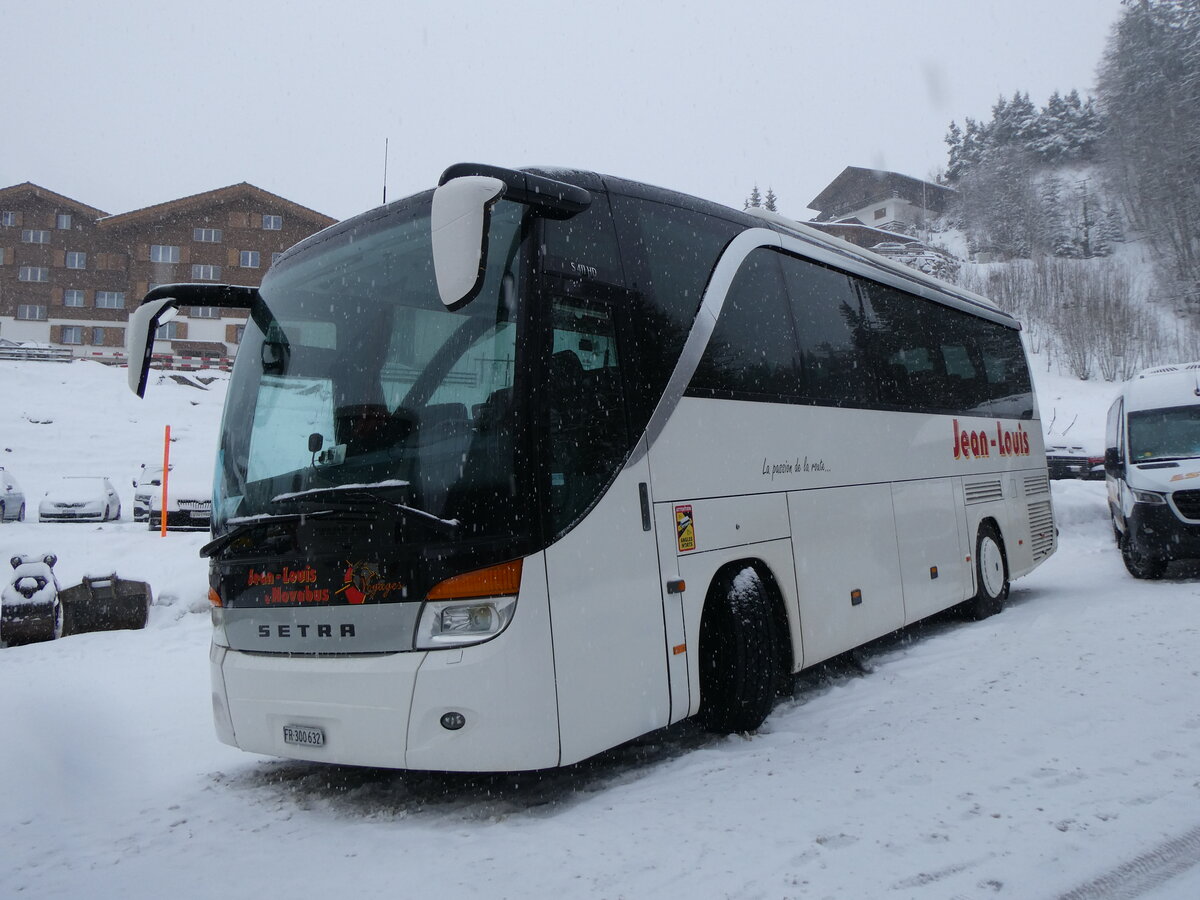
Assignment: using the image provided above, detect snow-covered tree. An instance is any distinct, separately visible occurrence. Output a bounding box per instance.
[764,187,777,212]
[744,185,762,209]
[1097,0,1200,307]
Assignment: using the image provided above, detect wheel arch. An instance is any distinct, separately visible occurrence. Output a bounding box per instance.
[699,555,795,680]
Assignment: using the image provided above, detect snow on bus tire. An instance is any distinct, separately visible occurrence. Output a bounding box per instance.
[697,564,780,734]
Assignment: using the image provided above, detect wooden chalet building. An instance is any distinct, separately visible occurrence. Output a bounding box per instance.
[0,182,335,360]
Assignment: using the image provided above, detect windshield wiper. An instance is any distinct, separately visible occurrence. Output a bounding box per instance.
[270,483,460,533]
[200,510,337,559]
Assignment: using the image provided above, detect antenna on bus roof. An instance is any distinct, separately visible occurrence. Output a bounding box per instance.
[382,138,389,206]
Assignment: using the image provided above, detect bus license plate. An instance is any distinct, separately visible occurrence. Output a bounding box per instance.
[282,724,325,747]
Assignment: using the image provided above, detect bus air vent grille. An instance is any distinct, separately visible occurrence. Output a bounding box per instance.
[1027,499,1055,562]
[1172,490,1200,521]
[964,479,1004,505]
[1023,473,1050,496]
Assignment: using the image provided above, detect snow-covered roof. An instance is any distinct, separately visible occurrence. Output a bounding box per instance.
[808,166,956,220]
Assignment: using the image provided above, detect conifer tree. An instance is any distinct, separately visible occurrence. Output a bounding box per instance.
[744,184,762,209]
[764,187,778,212]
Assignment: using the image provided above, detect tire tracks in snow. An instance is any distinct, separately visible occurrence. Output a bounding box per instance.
[1056,823,1200,899]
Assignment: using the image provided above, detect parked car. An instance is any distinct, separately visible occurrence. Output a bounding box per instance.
[132,463,170,522]
[148,475,211,531]
[0,467,25,522]
[38,476,122,522]
[1045,444,1104,480]
[2,554,63,644]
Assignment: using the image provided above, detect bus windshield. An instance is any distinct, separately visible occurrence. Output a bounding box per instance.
[213,195,528,542]
[1128,404,1200,462]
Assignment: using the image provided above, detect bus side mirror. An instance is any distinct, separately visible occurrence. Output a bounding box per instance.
[126,298,181,397]
[1104,447,1122,476]
[431,175,506,311]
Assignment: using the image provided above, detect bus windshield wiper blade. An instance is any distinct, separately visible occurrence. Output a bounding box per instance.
[270,483,460,532]
[200,510,336,559]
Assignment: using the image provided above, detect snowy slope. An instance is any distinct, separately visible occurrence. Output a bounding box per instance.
[2,358,1200,899]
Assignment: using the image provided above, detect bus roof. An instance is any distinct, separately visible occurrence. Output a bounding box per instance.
[528,166,1017,329]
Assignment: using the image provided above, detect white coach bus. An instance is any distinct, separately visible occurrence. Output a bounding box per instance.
[126,163,1055,771]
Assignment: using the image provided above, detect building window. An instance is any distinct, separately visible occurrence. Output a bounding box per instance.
[191,264,221,280]
[150,244,180,263]
[262,215,282,230]
[234,324,246,343]
[22,229,50,244]
[239,250,260,268]
[874,207,887,221]
[1,211,16,227]
[18,266,50,282]
[64,289,86,307]
[62,325,84,345]
[92,327,106,345]
[191,306,219,318]
[96,291,126,309]
[157,321,184,340]
[66,251,87,269]
[194,227,223,243]
[56,213,73,230]
[17,305,47,321]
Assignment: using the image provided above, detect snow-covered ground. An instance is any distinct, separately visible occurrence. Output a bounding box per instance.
[3,358,1200,899]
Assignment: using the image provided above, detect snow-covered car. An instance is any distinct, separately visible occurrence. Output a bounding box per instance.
[132,463,170,522]
[148,475,211,531]
[1,553,63,645]
[38,476,122,522]
[1045,444,1104,480]
[0,467,26,522]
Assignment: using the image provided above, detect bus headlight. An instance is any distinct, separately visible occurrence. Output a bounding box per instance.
[414,559,522,649]
[415,595,517,648]
[1132,489,1167,505]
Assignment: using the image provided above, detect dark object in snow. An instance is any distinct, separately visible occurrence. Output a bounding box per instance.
[1045,444,1104,480]
[59,573,152,634]
[2,554,63,645]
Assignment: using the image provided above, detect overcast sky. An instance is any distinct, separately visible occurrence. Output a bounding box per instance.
[6,1,1122,222]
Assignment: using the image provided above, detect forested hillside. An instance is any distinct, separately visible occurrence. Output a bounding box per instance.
[942,0,1200,381]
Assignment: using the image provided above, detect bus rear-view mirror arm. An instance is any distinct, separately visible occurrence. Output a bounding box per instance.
[126,283,260,398]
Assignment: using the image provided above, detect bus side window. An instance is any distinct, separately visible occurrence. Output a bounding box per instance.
[692,249,799,400]
[778,253,875,407]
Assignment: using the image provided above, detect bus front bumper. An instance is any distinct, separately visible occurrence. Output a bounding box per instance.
[210,619,561,772]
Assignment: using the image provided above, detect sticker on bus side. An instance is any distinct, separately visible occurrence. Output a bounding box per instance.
[676,504,696,552]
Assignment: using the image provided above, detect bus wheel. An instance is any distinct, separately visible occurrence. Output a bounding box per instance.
[966,523,1008,620]
[697,567,778,734]
[1120,533,1167,579]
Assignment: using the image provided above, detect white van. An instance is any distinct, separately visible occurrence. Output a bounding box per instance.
[1106,362,1200,578]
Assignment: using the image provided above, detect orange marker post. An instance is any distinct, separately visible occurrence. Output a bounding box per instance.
[161,424,171,537]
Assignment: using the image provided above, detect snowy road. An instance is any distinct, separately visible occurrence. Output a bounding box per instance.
[3,480,1200,899]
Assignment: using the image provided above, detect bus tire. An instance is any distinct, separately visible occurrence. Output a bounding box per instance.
[1121,532,1167,579]
[697,567,778,734]
[966,523,1008,620]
